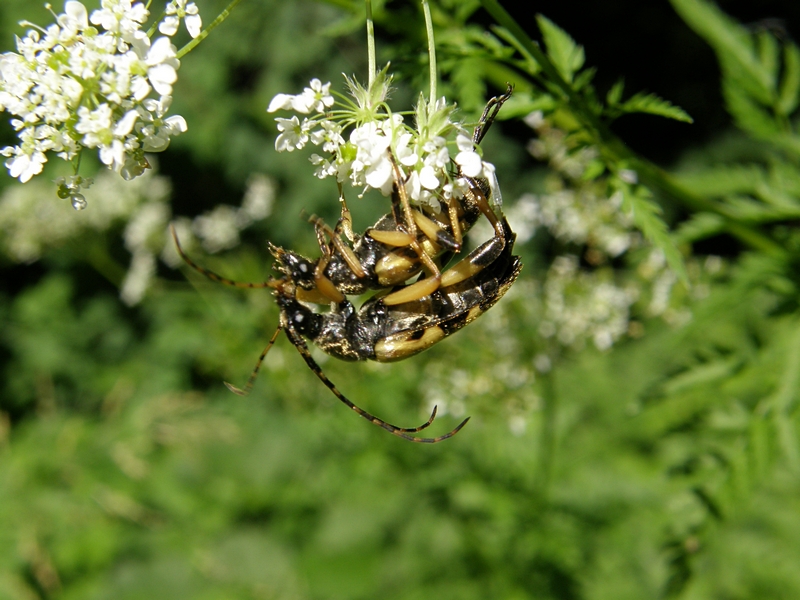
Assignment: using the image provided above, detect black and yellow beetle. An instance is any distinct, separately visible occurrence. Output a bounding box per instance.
[171,88,518,442]
[171,215,521,443]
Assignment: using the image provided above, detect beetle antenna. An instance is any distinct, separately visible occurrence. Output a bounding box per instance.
[284,326,469,442]
[473,84,513,145]
[171,224,276,289]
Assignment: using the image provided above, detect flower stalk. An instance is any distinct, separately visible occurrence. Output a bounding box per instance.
[267,0,498,214]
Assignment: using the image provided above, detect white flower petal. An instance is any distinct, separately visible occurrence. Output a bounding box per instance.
[456,133,474,152]
[159,16,179,36]
[146,37,177,65]
[185,14,202,38]
[419,165,439,190]
[64,2,89,30]
[164,114,187,134]
[267,93,294,113]
[114,110,139,136]
[148,64,177,96]
[455,150,483,178]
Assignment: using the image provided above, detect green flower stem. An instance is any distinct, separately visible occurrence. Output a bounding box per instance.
[176,0,245,60]
[480,0,788,260]
[80,239,127,288]
[147,9,167,38]
[366,0,376,89]
[536,360,558,496]
[421,0,437,101]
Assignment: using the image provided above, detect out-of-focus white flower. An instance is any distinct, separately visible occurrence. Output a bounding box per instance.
[239,173,275,223]
[0,168,169,264]
[539,256,637,351]
[120,250,156,305]
[192,204,241,254]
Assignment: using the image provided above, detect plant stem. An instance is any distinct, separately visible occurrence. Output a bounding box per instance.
[366,0,376,88]
[176,0,245,60]
[537,363,558,495]
[421,0,437,101]
[630,158,788,258]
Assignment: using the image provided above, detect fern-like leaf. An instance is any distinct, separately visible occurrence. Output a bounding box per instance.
[672,212,725,245]
[618,92,693,123]
[536,14,585,83]
[778,43,800,117]
[618,181,688,283]
[670,0,773,105]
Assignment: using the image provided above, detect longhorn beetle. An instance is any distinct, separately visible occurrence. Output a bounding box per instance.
[171,216,521,443]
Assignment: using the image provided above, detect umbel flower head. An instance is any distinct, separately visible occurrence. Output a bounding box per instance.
[0,0,202,200]
[268,68,499,213]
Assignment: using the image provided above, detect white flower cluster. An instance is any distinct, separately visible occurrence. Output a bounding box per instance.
[0,0,202,196]
[512,112,648,351]
[539,256,638,351]
[514,111,712,351]
[268,74,498,213]
[511,189,637,259]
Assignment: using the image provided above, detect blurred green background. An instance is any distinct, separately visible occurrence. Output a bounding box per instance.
[2,0,800,599]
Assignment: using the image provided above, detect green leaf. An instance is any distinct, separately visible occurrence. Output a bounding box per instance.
[777,42,800,117]
[535,14,585,83]
[723,79,781,138]
[618,92,693,123]
[770,133,800,158]
[451,57,488,113]
[572,66,596,92]
[496,92,558,118]
[756,29,780,89]
[674,165,766,197]
[672,212,725,244]
[721,196,800,223]
[606,79,624,106]
[491,25,541,74]
[617,181,688,284]
[670,0,774,105]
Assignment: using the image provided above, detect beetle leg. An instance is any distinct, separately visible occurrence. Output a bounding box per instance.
[465,177,508,240]
[367,229,416,247]
[335,183,355,243]
[390,157,419,241]
[378,159,447,305]
[171,224,277,289]
[444,195,463,250]
[300,215,347,304]
[283,325,470,442]
[412,209,459,252]
[225,325,283,396]
[439,225,508,288]
[381,241,443,305]
[309,214,367,279]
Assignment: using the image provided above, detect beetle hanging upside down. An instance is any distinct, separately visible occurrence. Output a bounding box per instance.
[172,215,520,442]
[171,88,520,442]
